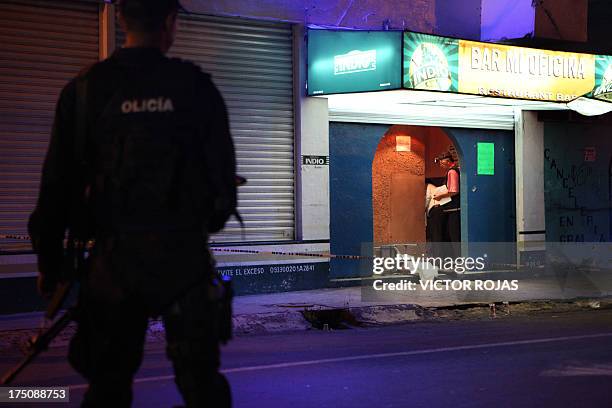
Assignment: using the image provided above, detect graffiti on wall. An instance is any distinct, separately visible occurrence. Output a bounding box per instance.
[544,125,612,243]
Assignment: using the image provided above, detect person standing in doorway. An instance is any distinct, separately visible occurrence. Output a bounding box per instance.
[433,150,461,258]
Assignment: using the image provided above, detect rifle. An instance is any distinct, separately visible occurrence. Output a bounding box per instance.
[1,309,75,385]
[0,240,87,385]
[1,171,244,383]
[1,75,93,385]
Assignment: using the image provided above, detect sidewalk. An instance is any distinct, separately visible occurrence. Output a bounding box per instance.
[231,272,612,332]
[1,272,611,346]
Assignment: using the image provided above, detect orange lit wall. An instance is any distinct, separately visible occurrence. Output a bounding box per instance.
[425,127,456,179]
[373,126,459,245]
[372,125,426,245]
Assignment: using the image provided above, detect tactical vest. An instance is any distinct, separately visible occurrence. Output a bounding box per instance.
[80,51,217,313]
[86,55,210,236]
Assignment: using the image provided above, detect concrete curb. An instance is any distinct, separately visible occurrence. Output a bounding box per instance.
[1,297,610,353]
[352,298,612,324]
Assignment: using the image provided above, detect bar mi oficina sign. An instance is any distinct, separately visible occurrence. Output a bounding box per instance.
[307,29,612,105]
[403,32,607,103]
[458,39,593,102]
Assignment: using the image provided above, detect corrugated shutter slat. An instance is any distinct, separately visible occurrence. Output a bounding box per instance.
[118,14,295,243]
[0,0,99,252]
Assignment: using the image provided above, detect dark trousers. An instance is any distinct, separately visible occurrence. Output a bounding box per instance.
[427,206,445,242]
[445,209,461,259]
[69,284,231,408]
[427,206,461,259]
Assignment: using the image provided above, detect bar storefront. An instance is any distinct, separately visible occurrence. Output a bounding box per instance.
[306,29,612,279]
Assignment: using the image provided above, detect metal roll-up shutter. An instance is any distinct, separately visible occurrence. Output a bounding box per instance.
[329,104,516,130]
[117,15,295,243]
[0,0,99,252]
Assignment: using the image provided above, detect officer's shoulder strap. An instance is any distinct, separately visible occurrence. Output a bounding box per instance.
[167,56,212,85]
[73,57,125,166]
[74,74,89,168]
[68,65,96,237]
[167,56,201,71]
[76,62,96,78]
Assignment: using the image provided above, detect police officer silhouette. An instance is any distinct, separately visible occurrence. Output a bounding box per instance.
[28,0,237,406]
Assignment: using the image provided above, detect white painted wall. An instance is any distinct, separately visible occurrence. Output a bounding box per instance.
[515,110,546,257]
[298,97,330,240]
[294,25,330,240]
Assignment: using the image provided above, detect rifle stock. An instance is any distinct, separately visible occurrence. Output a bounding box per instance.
[3,171,237,384]
[0,244,83,385]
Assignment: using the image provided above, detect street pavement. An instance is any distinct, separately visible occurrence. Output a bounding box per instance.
[2,272,612,336]
[1,309,612,407]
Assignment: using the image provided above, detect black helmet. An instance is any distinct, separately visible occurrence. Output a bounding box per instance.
[118,0,184,32]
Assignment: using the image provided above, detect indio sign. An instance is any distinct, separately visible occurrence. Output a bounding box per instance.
[402,32,610,104]
[592,56,612,102]
[309,30,612,104]
[334,50,377,75]
[307,30,402,95]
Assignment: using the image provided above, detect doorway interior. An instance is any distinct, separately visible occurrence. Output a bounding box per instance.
[372,125,460,258]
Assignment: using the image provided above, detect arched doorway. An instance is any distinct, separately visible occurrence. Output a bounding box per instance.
[329,121,514,278]
[372,125,461,250]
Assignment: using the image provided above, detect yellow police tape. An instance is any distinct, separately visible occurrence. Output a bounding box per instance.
[0,234,369,260]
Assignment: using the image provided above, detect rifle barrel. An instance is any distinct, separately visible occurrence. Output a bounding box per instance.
[0,309,74,385]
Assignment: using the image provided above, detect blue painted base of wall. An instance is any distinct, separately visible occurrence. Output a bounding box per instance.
[329,123,516,279]
[0,277,51,314]
[217,262,330,295]
[0,262,331,315]
[329,123,390,279]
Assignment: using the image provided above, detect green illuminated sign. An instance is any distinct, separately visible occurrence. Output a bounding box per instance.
[307,30,402,96]
[403,32,605,103]
[307,29,612,106]
[477,142,495,175]
[403,32,459,92]
[591,55,612,102]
